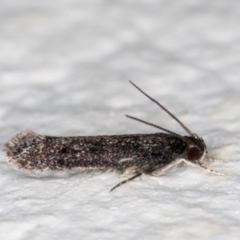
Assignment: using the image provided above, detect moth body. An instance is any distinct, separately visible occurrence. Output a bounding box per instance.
[4,81,224,191]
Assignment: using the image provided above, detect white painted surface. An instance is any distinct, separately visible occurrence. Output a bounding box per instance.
[1,1,240,239]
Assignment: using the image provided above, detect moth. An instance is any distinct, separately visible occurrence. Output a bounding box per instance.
[4,81,224,191]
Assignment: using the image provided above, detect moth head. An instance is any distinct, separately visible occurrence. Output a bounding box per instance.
[183,135,207,164]
[127,82,209,165]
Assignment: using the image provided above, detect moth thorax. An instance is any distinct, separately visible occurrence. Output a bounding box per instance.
[186,145,201,162]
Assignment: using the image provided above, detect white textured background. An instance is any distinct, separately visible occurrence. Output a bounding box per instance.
[1,1,240,240]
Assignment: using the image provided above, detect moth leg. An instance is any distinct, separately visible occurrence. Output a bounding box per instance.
[182,159,226,176]
[110,172,142,192]
[151,158,183,176]
[205,157,222,162]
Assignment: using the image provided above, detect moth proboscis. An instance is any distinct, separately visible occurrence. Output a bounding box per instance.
[4,81,225,192]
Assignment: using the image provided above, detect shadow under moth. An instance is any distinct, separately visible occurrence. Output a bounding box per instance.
[4,81,225,191]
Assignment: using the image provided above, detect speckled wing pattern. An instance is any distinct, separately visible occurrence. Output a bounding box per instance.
[4,130,187,174]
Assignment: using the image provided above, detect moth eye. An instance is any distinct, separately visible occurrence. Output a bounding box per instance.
[187,147,200,161]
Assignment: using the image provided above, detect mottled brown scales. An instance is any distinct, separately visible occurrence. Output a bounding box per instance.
[4,130,187,173]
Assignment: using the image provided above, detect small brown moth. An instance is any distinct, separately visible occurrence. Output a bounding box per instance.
[4,81,225,191]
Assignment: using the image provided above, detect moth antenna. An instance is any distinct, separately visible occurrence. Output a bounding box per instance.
[126,115,187,142]
[129,80,194,137]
